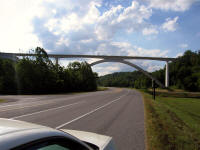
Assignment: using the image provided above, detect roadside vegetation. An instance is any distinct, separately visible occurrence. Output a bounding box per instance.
[141,90,200,150]
[97,86,108,91]
[146,88,200,98]
[98,50,200,92]
[0,47,97,94]
[0,99,5,103]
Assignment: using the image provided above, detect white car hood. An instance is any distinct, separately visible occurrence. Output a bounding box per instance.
[61,129,115,150]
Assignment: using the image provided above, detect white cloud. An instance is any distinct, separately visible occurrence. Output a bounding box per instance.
[93,64,122,76]
[46,0,101,35]
[147,0,197,11]
[147,65,163,72]
[31,0,156,56]
[82,1,101,24]
[60,13,83,33]
[120,43,169,57]
[176,52,184,57]
[0,0,156,53]
[0,0,103,52]
[179,43,188,48]
[162,16,179,32]
[0,0,43,52]
[117,1,152,23]
[44,18,59,33]
[0,0,173,75]
[94,5,124,40]
[142,27,158,35]
[95,1,152,40]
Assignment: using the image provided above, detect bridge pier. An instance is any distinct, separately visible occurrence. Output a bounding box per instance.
[55,57,59,65]
[165,61,169,88]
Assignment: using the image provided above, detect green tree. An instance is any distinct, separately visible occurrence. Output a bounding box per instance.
[0,58,17,94]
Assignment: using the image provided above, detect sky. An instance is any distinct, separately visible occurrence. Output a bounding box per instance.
[0,0,200,75]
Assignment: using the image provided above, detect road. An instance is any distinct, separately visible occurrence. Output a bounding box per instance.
[0,88,145,150]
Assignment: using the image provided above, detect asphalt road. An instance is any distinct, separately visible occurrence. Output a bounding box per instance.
[0,88,145,150]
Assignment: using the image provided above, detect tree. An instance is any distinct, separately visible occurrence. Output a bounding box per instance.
[0,58,17,94]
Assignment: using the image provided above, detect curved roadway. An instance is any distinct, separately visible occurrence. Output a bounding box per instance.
[0,88,145,150]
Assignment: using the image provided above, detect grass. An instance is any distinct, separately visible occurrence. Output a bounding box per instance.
[0,99,5,103]
[140,90,200,150]
[97,86,108,91]
[71,87,108,94]
[146,88,200,98]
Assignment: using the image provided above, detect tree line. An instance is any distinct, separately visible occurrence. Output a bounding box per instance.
[0,47,97,94]
[98,50,200,92]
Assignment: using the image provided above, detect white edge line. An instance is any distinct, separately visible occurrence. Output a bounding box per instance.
[56,90,130,129]
[10,101,84,120]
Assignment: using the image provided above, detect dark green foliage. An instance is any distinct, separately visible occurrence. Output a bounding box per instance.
[67,61,97,91]
[0,59,17,94]
[0,47,97,94]
[168,50,200,91]
[98,50,200,91]
[98,71,151,89]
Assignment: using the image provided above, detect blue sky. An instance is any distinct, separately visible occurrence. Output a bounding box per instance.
[0,0,200,75]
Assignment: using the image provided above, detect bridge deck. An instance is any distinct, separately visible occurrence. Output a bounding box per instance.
[0,53,175,61]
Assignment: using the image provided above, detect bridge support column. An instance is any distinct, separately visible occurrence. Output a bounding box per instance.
[55,57,59,65]
[165,61,169,88]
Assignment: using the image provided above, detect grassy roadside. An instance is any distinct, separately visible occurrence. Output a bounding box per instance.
[0,99,5,103]
[97,86,108,91]
[71,87,108,94]
[146,88,200,98]
[139,90,200,150]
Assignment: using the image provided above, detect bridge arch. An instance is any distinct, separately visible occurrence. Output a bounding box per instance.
[90,59,165,88]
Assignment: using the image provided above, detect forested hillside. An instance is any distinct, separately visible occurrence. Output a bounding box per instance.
[0,47,97,94]
[98,71,151,89]
[98,50,200,92]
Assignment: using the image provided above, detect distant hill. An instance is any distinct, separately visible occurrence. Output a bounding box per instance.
[98,50,200,92]
[98,71,151,89]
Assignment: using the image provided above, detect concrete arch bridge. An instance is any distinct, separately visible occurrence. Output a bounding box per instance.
[0,52,175,88]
